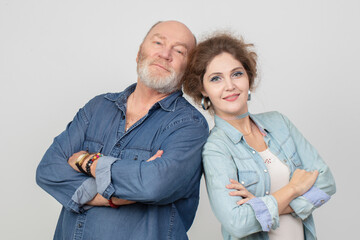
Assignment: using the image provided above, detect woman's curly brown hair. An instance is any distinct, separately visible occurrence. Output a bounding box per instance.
[182,33,257,112]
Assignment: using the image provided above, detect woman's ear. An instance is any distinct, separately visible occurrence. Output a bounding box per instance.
[200,90,208,98]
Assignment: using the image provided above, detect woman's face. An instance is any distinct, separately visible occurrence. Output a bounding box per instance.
[202,52,250,118]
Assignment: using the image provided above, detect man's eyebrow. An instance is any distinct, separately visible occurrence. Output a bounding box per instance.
[152,33,166,40]
[174,42,188,50]
[152,33,188,50]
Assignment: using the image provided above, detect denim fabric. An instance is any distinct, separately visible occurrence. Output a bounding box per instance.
[203,111,336,240]
[36,84,209,240]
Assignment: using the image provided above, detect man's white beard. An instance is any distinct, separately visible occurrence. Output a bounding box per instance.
[137,55,183,94]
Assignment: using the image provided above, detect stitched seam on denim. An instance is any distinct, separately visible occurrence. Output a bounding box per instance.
[162,116,205,134]
[80,108,90,125]
[167,204,176,240]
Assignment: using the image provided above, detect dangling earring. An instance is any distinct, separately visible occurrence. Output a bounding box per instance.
[247,90,251,101]
[201,96,211,110]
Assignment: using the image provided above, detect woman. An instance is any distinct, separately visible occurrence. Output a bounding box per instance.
[183,34,336,240]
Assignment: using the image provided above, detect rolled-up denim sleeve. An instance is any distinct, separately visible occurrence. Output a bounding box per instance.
[280,113,336,220]
[70,178,97,211]
[203,140,280,239]
[247,196,279,231]
[95,156,118,199]
[302,186,331,207]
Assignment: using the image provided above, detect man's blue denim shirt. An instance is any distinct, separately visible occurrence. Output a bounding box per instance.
[36,84,209,240]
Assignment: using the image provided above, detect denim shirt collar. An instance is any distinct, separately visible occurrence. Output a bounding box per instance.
[104,83,183,112]
[214,113,269,144]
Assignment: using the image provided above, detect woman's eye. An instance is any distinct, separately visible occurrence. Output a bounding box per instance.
[154,41,162,45]
[232,71,244,78]
[210,76,221,82]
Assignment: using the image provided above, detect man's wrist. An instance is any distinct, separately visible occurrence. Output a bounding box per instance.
[82,153,102,178]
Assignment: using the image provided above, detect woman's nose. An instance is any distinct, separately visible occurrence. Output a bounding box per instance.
[224,78,235,90]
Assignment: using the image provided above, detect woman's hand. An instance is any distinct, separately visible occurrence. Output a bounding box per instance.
[226,179,255,205]
[288,169,319,196]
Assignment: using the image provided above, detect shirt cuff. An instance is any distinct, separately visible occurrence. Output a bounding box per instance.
[303,186,331,208]
[247,198,273,232]
[69,177,97,213]
[95,156,118,199]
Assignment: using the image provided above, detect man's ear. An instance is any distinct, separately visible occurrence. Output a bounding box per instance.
[136,45,143,63]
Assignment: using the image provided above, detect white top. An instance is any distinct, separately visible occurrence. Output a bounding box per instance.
[258,149,304,240]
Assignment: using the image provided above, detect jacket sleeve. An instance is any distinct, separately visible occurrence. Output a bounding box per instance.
[36,98,98,213]
[202,140,280,239]
[95,116,208,205]
[280,113,336,220]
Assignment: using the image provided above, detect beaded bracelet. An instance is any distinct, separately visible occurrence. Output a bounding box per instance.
[75,153,90,175]
[85,153,103,177]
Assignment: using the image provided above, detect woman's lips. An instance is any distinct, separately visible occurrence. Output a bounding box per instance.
[223,94,240,102]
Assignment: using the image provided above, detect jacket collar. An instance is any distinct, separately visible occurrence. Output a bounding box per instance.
[214,113,269,144]
[104,83,182,112]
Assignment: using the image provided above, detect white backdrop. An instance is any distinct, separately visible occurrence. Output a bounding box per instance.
[1,0,359,239]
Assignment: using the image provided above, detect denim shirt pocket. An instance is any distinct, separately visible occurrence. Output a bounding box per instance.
[289,151,302,168]
[120,149,151,161]
[83,140,104,153]
[237,170,259,192]
[281,135,303,169]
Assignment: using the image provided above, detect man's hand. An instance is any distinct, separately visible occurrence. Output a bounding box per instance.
[111,197,136,206]
[87,194,136,206]
[147,150,164,162]
[68,151,89,172]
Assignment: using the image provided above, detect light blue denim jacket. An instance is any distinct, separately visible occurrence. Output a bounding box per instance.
[203,111,336,240]
[36,84,209,240]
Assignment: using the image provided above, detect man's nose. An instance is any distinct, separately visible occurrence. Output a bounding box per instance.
[158,47,172,62]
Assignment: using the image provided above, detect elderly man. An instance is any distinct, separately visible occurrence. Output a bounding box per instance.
[36,20,208,240]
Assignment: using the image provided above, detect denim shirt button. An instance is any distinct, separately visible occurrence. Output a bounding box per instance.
[264,169,268,173]
[266,191,269,195]
[241,181,245,185]
[78,223,82,228]
[252,151,256,154]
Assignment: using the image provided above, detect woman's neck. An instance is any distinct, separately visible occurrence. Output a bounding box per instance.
[226,116,253,136]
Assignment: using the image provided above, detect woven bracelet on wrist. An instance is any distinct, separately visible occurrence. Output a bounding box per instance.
[85,153,103,177]
[108,198,120,209]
